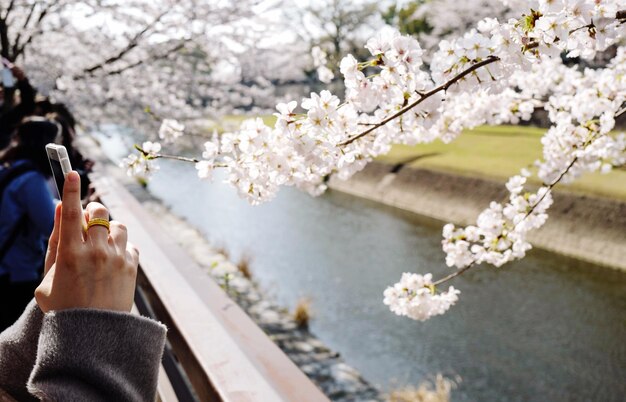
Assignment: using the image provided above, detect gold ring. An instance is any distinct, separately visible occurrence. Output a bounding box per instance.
[87,218,110,233]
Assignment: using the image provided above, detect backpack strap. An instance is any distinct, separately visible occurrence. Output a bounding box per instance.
[0,162,38,266]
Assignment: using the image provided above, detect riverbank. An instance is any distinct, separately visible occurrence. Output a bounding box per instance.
[328,162,626,271]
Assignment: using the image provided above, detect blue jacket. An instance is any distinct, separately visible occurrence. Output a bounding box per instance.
[0,160,55,282]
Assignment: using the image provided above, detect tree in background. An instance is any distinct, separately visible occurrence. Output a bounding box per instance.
[282,0,381,84]
[382,0,515,54]
[0,0,283,133]
[382,1,432,37]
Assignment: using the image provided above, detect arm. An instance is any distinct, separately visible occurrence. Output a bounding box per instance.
[2,67,36,129]
[34,172,167,400]
[0,300,43,402]
[14,76,36,115]
[28,309,166,402]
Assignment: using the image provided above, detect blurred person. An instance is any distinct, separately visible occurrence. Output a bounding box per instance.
[0,171,166,401]
[0,117,59,331]
[33,95,53,118]
[0,64,36,150]
[47,106,94,198]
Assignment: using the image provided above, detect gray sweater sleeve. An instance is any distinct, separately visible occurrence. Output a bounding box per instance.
[0,300,43,402]
[27,308,167,402]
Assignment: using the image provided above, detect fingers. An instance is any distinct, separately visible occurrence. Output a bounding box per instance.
[109,221,128,253]
[59,171,83,245]
[44,203,63,275]
[112,222,138,269]
[85,202,110,246]
[126,243,139,269]
[48,203,62,248]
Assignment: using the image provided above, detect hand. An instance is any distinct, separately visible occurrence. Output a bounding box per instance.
[36,171,139,313]
[84,159,95,172]
[10,65,25,81]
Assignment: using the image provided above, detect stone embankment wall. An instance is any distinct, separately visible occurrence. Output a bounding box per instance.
[328,162,626,271]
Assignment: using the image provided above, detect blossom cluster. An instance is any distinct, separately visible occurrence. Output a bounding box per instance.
[383,273,460,321]
[122,0,625,320]
[120,141,161,179]
[442,172,553,269]
[311,46,335,84]
[159,119,185,143]
[537,48,626,184]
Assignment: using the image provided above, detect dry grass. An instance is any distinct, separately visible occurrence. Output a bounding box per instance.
[213,245,230,259]
[293,298,313,330]
[387,375,456,402]
[237,254,253,279]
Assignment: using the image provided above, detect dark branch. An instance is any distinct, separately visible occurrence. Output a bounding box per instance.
[72,40,186,80]
[79,11,168,76]
[97,42,186,78]
[339,56,500,146]
[11,1,38,58]
[12,1,55,59]
[2,0,15,21]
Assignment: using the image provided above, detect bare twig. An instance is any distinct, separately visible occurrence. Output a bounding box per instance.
[433,263,475,286]
[2,0,15,21]
[135,144,200,163]
[152,153,201,163]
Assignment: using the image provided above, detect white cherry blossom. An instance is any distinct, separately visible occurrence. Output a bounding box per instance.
[123,0,626,321]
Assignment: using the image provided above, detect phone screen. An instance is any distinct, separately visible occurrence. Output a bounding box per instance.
[49,156,66,198]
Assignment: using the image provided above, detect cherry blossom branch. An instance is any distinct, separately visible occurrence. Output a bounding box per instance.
[10,1,37,57]
[430,112,623,289]
[75,10,169,79]
[339,11,625,148]
[11,0,59,59]
[135,144,200,163]
[432,156,577,287]
[101,41,187,77]
[524,10,625,52]
[338,55,500,146]
[134,144,228,167]
[432,263,475,286]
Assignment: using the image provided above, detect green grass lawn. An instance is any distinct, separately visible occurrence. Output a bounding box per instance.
[376,125,626,201]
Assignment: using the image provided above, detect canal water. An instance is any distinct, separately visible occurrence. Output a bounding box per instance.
[98,132,626,401]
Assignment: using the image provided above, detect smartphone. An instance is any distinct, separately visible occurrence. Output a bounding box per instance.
[46,143,72,198]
